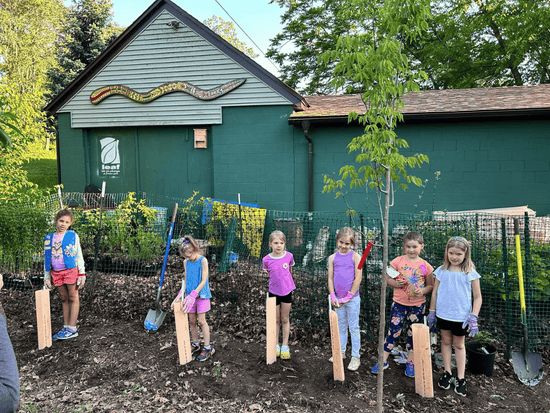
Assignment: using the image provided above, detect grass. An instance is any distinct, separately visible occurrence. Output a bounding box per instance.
[21,139,58,193]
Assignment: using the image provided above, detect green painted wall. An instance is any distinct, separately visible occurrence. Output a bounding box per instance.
[58,113,87,191]
[211,105,301,209]
[307,119,550,215]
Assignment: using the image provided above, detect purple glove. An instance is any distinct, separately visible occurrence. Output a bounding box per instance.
[462,313,478,337]
[338,292,354,305]
[427,310,437,331]
[183,290,198,313]
[330,292,337,304]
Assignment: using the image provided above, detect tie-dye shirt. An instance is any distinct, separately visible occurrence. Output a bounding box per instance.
[390,255,434,306]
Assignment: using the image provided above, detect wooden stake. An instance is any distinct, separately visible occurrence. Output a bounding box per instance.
[266,294,277,365]
[35,288,52,350]
[329,296,345,381]
[412,323,434,397]
[174,305,192,365]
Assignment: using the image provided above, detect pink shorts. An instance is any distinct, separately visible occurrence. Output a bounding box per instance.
[51,267,79,286]
[189,297,211,314]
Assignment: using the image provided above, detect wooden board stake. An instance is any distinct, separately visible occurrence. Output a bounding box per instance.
[174,305,193,365]
[35,289,52,350]
[412,323,434,397]
[329,297,345,381]
[266,295,277,365]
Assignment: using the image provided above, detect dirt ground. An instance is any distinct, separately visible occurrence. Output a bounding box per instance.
[1,269,549,413]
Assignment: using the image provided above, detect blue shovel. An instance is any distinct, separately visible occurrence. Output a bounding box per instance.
[145,203,178,332]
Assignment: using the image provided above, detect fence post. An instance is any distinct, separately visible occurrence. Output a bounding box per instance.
[523,212,532,350]
[502,217,511,359]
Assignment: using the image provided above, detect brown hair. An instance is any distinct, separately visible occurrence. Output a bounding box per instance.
[336,227,356,246]
[178,234,200,256]
[442,236,476,273]
[54,209,73,223]
[402,231,424,245]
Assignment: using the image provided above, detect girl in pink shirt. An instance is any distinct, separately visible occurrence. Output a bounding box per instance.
[262,231,295,359]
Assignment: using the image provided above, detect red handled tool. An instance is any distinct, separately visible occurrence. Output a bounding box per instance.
[357,241,373,270]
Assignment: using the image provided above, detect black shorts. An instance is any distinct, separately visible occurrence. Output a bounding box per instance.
[437,317,468,337]
[268,291,293,305]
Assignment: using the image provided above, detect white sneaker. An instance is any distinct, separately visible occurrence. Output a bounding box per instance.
[329,353,346,362]
[347,356,361,371]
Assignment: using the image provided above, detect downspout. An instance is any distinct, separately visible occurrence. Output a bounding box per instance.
[302,121,313,211]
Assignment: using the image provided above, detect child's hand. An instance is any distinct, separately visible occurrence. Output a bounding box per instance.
[329,292,340,308]
[394,276,407,288]
[182,290,198,313]
[338,292,354,305]
[171,298,182,311]
[76,275,86,290]
[44,278,53,290]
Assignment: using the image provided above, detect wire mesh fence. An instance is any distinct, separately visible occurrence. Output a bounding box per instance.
[1,192,549,353]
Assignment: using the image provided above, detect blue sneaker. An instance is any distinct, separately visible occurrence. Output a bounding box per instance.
[405,361,415,377]
[53,327,78,341]
[370,361,389,374]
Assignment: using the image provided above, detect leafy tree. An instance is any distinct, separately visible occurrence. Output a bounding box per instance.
[321,0,430,410]
[267,0,365,95]
[47,0,124,100]
[203,15,258,60]
[270,0,550,93]
[0,0,63,202]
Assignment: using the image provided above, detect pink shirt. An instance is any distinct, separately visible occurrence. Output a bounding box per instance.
[262,251,296,296]
[390,255,434,306]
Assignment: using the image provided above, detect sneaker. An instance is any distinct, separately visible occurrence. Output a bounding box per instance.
[329,352,345,362]
[438,371,454,390]
[53,327,78,341]
[276,344,280,357]
[405,361,415,378]
[347,356,361,371]
[454,378,467,397]
[191,342,202,358]
[370,361,389,374]
[196,346,215,362]
[280,345,290,360]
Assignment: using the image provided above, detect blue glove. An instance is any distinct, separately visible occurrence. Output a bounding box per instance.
[427,310,437,331]
[462,313,479,337]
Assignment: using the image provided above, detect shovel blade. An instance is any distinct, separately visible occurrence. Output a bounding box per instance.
[144,308,166,333]
[511,350,543,386]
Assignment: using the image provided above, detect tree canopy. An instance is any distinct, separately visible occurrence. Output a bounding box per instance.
[269,0,550,94]
[203,15,258,60]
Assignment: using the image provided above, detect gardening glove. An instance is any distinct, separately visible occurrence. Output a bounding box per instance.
[171,290,183,310]
[182,290,198,313]
[44,277,53,290]
[338,292,354,305]
[329,292,338,307]
[427,310,437,331]
[462,313,479,337]
[76,275,86,290]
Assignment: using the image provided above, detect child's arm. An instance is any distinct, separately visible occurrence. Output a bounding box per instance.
[327,254,339,307]
[427,278,440,329]
[349,251,362,295]
[471,278,482,315]
[75,232,86,290]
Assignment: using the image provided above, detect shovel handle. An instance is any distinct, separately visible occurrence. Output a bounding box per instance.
[159,203,178,287]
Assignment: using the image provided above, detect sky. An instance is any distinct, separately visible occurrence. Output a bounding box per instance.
[106,0,287,76]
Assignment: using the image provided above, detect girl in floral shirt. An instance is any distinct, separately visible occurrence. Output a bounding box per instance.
[371,232,434,378]
[44,209,85,340]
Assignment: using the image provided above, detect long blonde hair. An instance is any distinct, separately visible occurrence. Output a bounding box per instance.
[268,230,286,250]
[336,227,356,247]
[442,236,476,273]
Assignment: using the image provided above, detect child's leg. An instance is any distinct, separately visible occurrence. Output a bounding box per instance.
[440,329,454,373]
[383,302,407,363]
[57,284,79,326]
[347,296,361,358]
[405,304,425,362]
[280,303,291,346]
[197,312,210,346]
[66,283,80,326]
[453,334,466,379]
[189,313,199,343]
[335,304,349,355]
[275,305,281,345]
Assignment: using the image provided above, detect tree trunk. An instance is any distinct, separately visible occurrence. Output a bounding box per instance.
[376,166,391,412]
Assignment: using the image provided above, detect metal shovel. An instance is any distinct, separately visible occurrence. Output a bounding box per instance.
[511,218,543,386]
[145,203,178,333]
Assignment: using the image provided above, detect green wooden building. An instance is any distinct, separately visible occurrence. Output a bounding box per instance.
[46,0,550,215]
